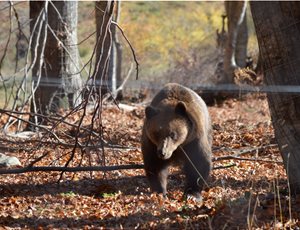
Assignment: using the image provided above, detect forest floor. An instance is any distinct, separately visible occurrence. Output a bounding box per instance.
[0,93,300,229]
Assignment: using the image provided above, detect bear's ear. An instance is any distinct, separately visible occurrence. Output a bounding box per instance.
[145,106,158,119]
[175,101,187,116]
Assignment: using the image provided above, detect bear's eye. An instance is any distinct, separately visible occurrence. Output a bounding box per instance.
[170,132,177,140]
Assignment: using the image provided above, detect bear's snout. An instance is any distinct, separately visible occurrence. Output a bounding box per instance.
[157,149,165,159]
[157,138,175,160]
[157,149,172,160]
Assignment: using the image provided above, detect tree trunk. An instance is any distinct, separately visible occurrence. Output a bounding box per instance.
[108,1,123,99]
[235,8,248,68]
[30,1,82,117]
[115,2,123,91]
[223,1,248,83]
[94,1,114,96]
[251,1,300,195]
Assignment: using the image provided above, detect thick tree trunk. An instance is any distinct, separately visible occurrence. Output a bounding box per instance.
[251,1,300,194]
[95,1,114,96]
[30,1,82,117]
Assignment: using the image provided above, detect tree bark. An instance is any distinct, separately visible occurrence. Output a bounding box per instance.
[224,1,248,83]
[115,2,123,91]
[251,1,300,194]
[108,1,123,99]
[94,1,115,96]
[30,1,82,117]
[235,8,248,68]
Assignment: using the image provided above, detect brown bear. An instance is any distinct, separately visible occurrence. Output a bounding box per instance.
[141,83,212,201]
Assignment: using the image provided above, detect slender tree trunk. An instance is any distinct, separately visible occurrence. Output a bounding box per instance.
[108,1,123,98]
[251,1,300,195]
[115,1,123,90]
[30,1,82,118]
[224,1,248,83]
[94,1,114,96]
[235,10,248,68]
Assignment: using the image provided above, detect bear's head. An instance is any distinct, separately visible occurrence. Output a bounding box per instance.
[145,101,192,160]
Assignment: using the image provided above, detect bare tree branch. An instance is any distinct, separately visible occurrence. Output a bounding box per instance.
[213,144,283,164]
[112,21,139,80]
[0,1,140,177]
[0,164,144,175]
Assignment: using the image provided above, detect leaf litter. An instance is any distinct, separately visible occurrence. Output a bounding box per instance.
[0,93,299,229]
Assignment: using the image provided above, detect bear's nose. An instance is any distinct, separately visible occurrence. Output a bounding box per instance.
[157,149,165,158]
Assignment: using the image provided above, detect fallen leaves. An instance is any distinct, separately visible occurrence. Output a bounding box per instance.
[0,94,298,229]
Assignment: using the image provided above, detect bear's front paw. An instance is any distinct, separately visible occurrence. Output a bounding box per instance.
[186,193,202,203]
[184,189,203,203]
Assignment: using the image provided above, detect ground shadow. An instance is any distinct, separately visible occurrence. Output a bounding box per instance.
[0,172,290,199]
[0,175,148,198]
[0,208,212,229]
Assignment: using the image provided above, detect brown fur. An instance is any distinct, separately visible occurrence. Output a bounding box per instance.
[141,83,212,200]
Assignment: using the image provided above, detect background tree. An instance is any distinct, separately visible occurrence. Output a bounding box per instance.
[251,1,300,194]
[108,1,123,99]
[30,1,82,118]
[94,1,115,96]
[222,1,248,83]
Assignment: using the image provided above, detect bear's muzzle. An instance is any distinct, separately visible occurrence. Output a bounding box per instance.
[157,138,176,160]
